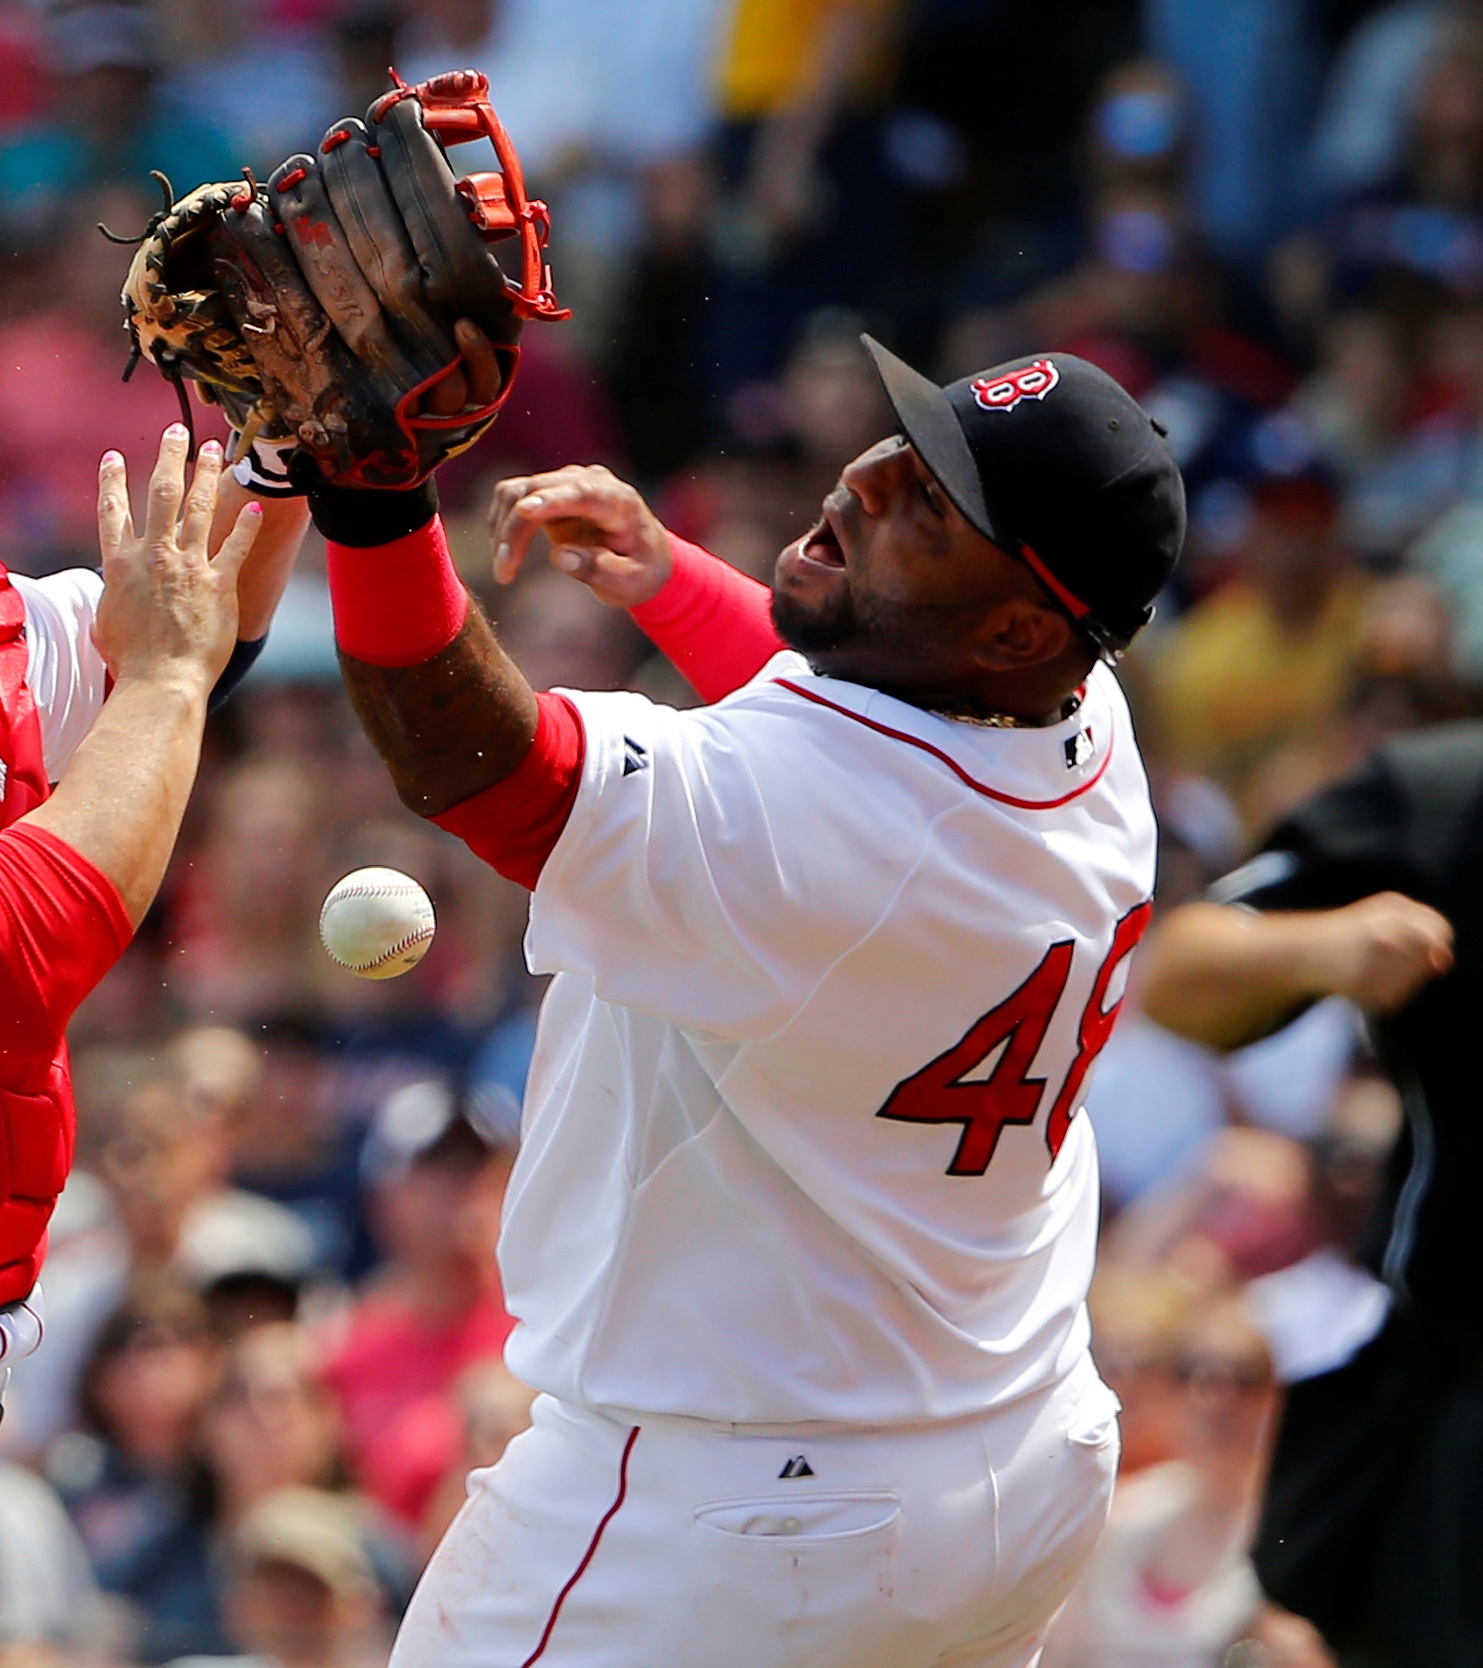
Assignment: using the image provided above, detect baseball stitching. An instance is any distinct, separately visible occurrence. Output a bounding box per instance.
[320,882,435,973]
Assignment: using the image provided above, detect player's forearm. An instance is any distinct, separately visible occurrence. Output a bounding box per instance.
[1139,903,1337,1050]
[321,501,540,817]
[22,668,210,926]
[212,477,309,641]
[630,535,782,701]
[340,606,539,818]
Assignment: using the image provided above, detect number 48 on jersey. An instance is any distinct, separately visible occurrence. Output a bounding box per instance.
[879,902,1152,1176]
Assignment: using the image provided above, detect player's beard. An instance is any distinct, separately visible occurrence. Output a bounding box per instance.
[770,578,983,688]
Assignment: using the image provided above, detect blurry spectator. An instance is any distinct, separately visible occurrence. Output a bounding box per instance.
[8,1067,313,1452]
[603,154,717,479]
[199,1326,342,1525]
[653,312,893,583]
[1088,1265,1195,1478]
[499,565,650,694]
[184,1487,387,1668]
[217,1019,363,1284]
[1046,1295,1319,1666]
[394,0,726,353]
[944,59,1293,519]
[1245,1072,1400,1388]
[0,1460,103,1655]
[1146,0,1319,263]
[1143,432,1370,823]
[156,0,338,172]
[416,1359,534,1561]
[1281,20,1483,353]
[703,0,903,395]
[1291,307,1413,496]
[1106,1126,1321,1296]
[52,1279,227,1663]
[0,5,236,241]
[171,759,328,1019]
[198,1325,413,1615]
[319,1082,515,1530]
[1306,0,1447,206]
[0,186,228,574]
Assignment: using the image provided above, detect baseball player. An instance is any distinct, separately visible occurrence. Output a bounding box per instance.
[302,333,1184,1668]
[0,427,306,1388]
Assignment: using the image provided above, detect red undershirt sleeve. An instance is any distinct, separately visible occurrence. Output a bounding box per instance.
[0,823,132,1071]
[324,521,780,892]
[630,534,784,703]
[432,692,585,890]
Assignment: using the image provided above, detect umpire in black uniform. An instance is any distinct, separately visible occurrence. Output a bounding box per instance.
[1139,722,1483,1663]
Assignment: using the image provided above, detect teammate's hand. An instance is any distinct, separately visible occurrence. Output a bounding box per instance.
[488,463,673,607]
[1308,891,1454,1012]
[93,426,263,689]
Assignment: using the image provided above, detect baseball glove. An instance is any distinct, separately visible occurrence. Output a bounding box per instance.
[113,69,568,490]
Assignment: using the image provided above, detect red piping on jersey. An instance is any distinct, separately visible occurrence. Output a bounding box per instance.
[519,1424,640,1666]
[776,680,1114,809]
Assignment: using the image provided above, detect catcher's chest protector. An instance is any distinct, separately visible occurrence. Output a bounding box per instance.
[0,563,75,1308]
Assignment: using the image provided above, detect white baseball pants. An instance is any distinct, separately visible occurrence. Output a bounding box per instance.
[389,1355,1118,1668]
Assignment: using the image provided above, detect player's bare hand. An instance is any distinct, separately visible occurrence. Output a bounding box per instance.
[93,426,263,689]
[421,318,504,417]
[1308,891,1454,1012]
[488,463,672,607]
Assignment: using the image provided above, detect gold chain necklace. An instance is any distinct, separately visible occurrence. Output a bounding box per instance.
[924,691,1084,730]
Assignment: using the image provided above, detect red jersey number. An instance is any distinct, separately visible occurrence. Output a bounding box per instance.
[878,902,1152,1176]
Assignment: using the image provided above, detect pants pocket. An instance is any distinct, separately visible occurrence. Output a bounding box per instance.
[695,1490,901,1543]
[690,1492,904,1668]
[1065,1374,1121,1454]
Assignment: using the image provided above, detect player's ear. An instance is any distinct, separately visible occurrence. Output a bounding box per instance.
[968,597,1074,672]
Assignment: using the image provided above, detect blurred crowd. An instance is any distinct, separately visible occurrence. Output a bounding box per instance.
[2,0,1481,1664]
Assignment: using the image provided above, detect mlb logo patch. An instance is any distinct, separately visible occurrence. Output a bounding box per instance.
[971,359,1060,413]
[1064,728,1094,769]
[0,759,7,801]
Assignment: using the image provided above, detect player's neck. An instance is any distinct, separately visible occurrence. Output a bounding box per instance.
[886,664,1092,729]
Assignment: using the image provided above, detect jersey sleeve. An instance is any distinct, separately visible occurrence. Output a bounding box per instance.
[0,822,132,1070]
[8,570,106,783]
[524,669,882,1040]
[1209,751,1413,912]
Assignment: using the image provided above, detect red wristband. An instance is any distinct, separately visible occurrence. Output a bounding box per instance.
[326,517,469,668]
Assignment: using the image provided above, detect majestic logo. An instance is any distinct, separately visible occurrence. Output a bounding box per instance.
[778,1455,815,1479]
[971,358,1060,413]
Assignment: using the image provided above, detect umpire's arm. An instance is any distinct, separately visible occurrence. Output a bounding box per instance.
[1141,895,1454,1052]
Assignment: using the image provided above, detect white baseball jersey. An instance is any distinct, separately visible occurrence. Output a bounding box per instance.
[9,569,106,783]
[502,651,1156,1426]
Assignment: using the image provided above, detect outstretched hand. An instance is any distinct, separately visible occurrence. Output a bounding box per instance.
[487,463,673,608]
[93,426,263,689]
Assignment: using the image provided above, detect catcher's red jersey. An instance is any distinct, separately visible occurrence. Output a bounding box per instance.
[0,563,128,1309]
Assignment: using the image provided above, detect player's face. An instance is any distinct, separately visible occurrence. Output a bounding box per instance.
[771,436,1042,693]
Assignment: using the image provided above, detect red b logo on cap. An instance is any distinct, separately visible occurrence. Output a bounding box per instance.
[971,359,1060,413]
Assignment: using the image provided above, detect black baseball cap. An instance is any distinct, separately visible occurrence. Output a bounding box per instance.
[861,337,1186,659]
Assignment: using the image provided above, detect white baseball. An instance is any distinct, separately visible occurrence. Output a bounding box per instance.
[319,867,436,980]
